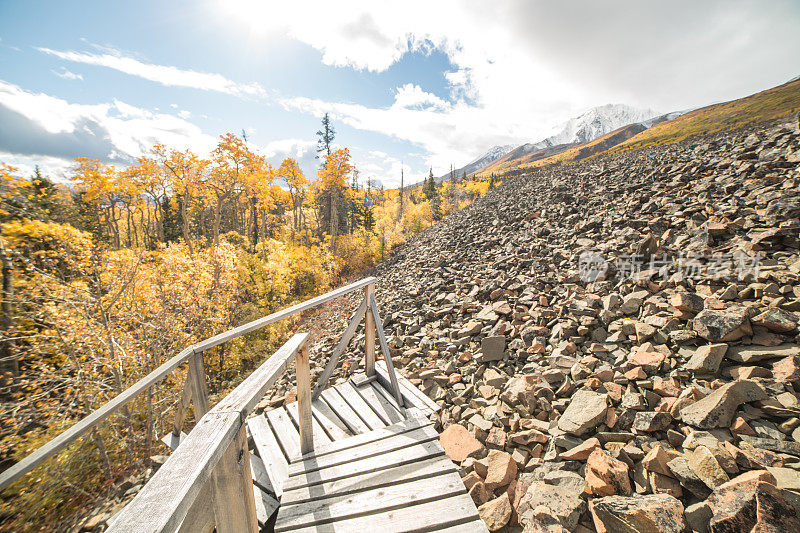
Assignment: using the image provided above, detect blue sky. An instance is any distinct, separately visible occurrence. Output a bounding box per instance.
[1,0,799,187]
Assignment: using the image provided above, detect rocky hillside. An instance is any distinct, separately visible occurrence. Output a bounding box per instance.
[289,113,800,532]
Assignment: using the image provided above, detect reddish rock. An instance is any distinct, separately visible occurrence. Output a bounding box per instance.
[671,292,705,314]
[517,481,586,531]
[485,427,506,450]
[773,356,800,383]
[585,449,633,496]
[469,481,491,506]
[478,493,512,531]
[560,437,601,461]
[625,367,648,380]
[693,307,752,342]
[751,308,798,333]
[633,411,673,432]
[642,444,680,477]
[680,379,767,429]
[730,416,758,437]
[589,494,686,533]
[627,351,666,373]
[708,472,800,532]
[439,424,485,462]
[484,449,517,490]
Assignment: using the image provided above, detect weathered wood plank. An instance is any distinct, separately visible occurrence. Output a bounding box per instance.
[288,424,439,476]
[276,471,467,530]
[311,398,351,441]
[187,351,209,418]
[194,277,375,352]
[253,485,279,526]
[279,493,482,533]
[210,425,258,533]
[286,402,331,448]
[296,343,314,456]
[108,411,241,533]
[249,452,274,494]
[312,299,366,401]
[247,415,288,498]
[435,519,490,532]
[318,388,371,434]
[369,294,404,407]
[280,455,457,506]
[364,286,376,376]
[265,407,301,461]
[175,483,215,533]
[283,439,444,491]
[334,381,386,430]
[351,379,404,425]
[297,414,430,460]
[375,360,440,413]
[369,380,406,416]
[171,374,194,437]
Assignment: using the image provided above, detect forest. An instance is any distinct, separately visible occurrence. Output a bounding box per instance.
[0,115,495,531]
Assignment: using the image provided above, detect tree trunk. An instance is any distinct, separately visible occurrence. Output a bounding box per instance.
[179,197,194,254]
[0,238,17,385]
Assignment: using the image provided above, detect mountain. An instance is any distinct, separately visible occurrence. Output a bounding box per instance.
[534,103,660,148]
[436,145,515,182]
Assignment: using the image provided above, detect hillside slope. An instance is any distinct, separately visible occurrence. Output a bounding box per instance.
[479,78,800,177]
[295,115,800,531]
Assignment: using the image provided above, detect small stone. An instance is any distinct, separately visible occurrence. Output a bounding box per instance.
[557,389,608,436]
[633,411,673,432]
[485,427,506,450]
[469,481,492,506]
[440,424,485,462]
[688,445,730,489]
[642,444,680,476]
[480,336,506,362]
[627,350,665,373]
[478,493,512,531]
[559,437,601,461]
[685,343,728,374]
[517,481,585,531]
[589,494,686,533]
[585,448,633,496]
[484,449,517,490]
[671,292,705,314]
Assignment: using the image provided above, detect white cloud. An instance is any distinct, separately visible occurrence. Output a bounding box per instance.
[0,79,217,175]
[52,68,83,81]
[37,46,267,98]
[221,0,800,173]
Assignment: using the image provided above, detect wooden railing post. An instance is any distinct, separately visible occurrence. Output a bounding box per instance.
[364,283,376,376]
[296,342,313,455]
[210,424,258,533]
[188,350,209,418]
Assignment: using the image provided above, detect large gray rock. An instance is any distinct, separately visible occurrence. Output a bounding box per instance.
[589,494,687,533]
[685,343,728,374]
[517,481,585,531]
[726,343,800,363]
[557,389,608,436]
[693,307,752,342]
[680,379,767,428]
[479,336,506,362]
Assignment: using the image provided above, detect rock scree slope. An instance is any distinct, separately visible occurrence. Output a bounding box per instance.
[270,114,800,532]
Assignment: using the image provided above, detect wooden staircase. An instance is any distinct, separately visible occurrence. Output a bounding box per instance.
[0,278,485,532]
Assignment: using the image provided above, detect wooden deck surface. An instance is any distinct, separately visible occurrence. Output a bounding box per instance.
[247,365,487,532]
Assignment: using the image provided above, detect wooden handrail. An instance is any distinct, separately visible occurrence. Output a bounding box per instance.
[0,277,375,492]
[108,334,309,533]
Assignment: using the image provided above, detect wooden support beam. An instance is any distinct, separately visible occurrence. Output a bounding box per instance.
[172,373,194,438]
[296,343,313,456]
[369,295,404,407]
[364,284,376,377]
[188,351,209,418]
[312,299,366,401]
[211,425,258,533]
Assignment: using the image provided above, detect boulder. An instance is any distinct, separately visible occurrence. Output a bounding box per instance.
[585,449,633,496]
[680,379,767,428]
[440,424,485,462]
[478,493,512,531]
[517,481,585,531]
[589,494,687,533]
[693,307,751,342]
[484,449,517,490]
[685,343,728,374]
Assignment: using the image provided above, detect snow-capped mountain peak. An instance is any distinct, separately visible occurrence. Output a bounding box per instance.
[534,104,660,149]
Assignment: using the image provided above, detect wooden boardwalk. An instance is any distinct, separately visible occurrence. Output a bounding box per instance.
[245,364,486,532]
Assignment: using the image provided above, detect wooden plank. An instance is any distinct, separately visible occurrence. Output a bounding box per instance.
[161,430,186,451]
[108,411,241,533]
[436,519,490,532]
[187,351,209,418]
[364,286,376,376]
[194,277,375,352]
[247,415,288,498]
[312,299,366,400]
[0,345,195,492]
[369,380,406,416]
[172,374,194,437]
[375,360,439,413]
[295,343,314,455]
[175,483,215,533]
[286,402,331,448]
[210,425,258,533]
[276,471,468,530]
[288,424,439,476]
[253,485,279,526]
[214,333,307,415]
[249,452,274,494]
[265,407,301,461]
[352,379,404,425]
[281,455,457,506]
[319,388,371,435]
[369,294,404,407]
[283,439,444,491]
[311,398,351,441]
[298,414,430,460]
[334,381,386,430]
[278,493,482,533]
